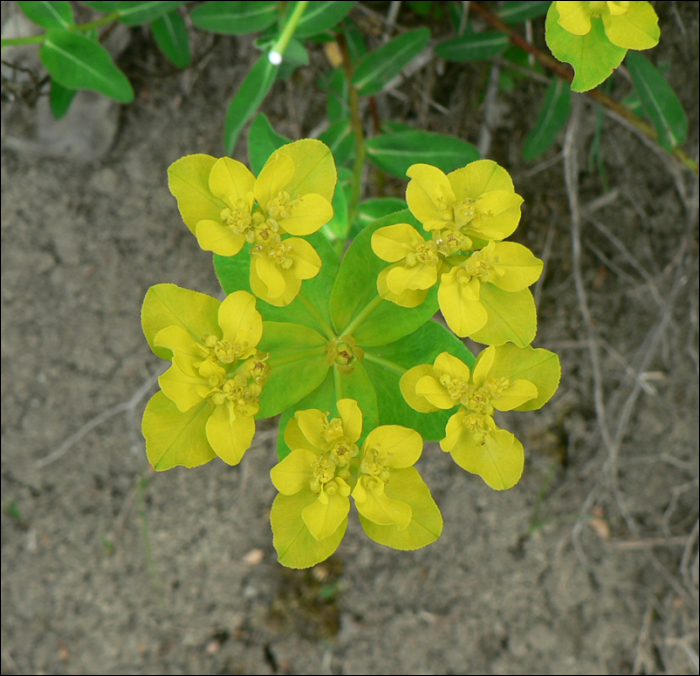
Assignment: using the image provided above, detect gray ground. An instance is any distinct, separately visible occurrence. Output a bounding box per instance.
[1,3,698,674]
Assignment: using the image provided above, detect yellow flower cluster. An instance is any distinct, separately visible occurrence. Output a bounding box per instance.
[372,160,543,345]
[168,140,337,306]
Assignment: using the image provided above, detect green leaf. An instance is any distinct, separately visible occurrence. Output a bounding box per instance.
[141,283,221,360]
[225,55,279,154]
[333,362,379,438]
[190,1,278,34]
[497,1,552,25]
[323,67,350,123]
[323,177,350,243]
[545,4,626,93]
[363,319,474,441]
[366,129,480,178]
[626,52,688,152]
[40,29,134,103]
[276,369,336,460]
[352,27,430,96]
[470,285,537,347]
[280,37,309,66]
[152,10,191,68]
[408,1,433,17]
[258,322,329,418]
[523,77,571,160]
[319,119,355,167]
[342,22,367,63]
[291,0,356,37]
[82,1,118,11]
[143,393,215,470]
[330,210,439,347]
[435,31,509,62]
[248,113,291,175]
[49,78,77,119]
[214,231,340,338]
[117,1,186,26]
[271,491,347,568]
[359,467,443,549]
[351,198,407,237]
[18,1,73,29]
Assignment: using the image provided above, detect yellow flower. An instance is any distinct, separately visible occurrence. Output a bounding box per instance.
[438,240,543,338]
[406,160,524,243]
[401,345,561,490]
[555,1,659,50]
[269,399,442,568]
[144,287,270,468]
[167,139,336,306]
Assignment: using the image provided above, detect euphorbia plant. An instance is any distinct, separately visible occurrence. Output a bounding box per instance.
[142,131,561,569]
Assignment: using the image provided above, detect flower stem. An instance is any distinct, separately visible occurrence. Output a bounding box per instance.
[363,352,407,376]
[341,294,384,337]
[469,1,698,176]
[333,365,345,404]
[268,346,326,368]
[270,1,309,64]
[337,31,367,227]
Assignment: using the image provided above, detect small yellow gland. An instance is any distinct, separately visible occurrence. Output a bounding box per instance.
[220,204,253,236]
[433,229,472,256]
[438,373,469,402]
[460,411,492,445]
[463,248,496,282]
[265,190,298,220]
[359,447,391,484]
[404,241,440,268]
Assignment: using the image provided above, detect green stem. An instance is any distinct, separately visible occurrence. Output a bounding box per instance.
[1,12,119,47]
[362,352,406,376]
[337,31,367,227]
[297,291,336,341]
[341,294,384,337]
[270,0,309,62]
[333,365,344,404]
[268,345,326,368]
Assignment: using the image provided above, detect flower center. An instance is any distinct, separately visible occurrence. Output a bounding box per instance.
[325,335,365,373]
[462,248,496,282]
[460,377,512,415]
[404,241,440,268]
[203,349,270,415]
[249,212,295,270]
[200,334,250,365]
[460,411,492,445]
[359,447,390,484]
[432,229,472,256]
[220,201,253,236]
[265,190,299,221]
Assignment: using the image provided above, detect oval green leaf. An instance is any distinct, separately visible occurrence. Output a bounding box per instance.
[152,10,191,68]
[82,1,118,11]
[18,1,73,29]
[352,27,430,96]
[49,78,77,119]
[190,1,278,34]
[523,77,571,160]
[40,29,134,103]
[258,322,330,418]
[626,51,688,152]
[225,55,279,154]
[498,1,552,25]
[319,119,356,167]
[435,31,509,62]
[248,113,292,175]
[291,0,356,37]
[366,129,480,178]
[116,1,186,26]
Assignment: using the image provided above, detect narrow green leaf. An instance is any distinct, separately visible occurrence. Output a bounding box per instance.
[545,4,626,93]
[49,78,77,119]
[523,78,571,160]
[366,129,480,178]
[82,1,118,11]
[291,0,356,37]
[363,319,474,441]
[319,119,356,167]
[352,27,430,96]
[117,1,186,26]
[626,52,688,152]
[143,393,215,470]
[352,198,407,237]
[258,322,330,418]
[225,55,279,155]
[214,231,341,338]
[323,179,350,243]
[330,209,438,347]
[190,1,278,34]
[407,1,433,17]
[151,10,190,68]
[18,1,73,29]
[498,1,552,25]
[436,31,509,62]
[40,29,134,103]
[248,113,292,175]
[343,22,367,63]
[323,67,350,123]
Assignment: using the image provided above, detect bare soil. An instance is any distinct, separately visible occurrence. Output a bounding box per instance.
[2,2,698,674]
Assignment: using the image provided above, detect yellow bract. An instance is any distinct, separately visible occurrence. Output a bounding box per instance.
[401,345,561,490]
[142,285,270,469]
[168,140,337,306]
[269,399,441,568]
[555,1,659,49]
